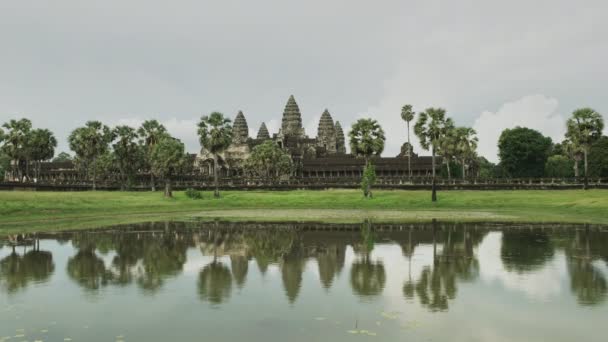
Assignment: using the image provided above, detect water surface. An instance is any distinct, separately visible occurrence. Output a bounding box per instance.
[1,222,607,341]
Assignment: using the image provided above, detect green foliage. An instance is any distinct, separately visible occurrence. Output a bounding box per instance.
[185,188,203,199]
[52,152,72,163]
[401,105,415,123]
[349,118,386,160]
[198,112,233,198]
[68,121,115,187]
[545,155,574,178]
[112,125,144,189]
[197,112,232,155]
[360,162,377,198]
[414,108,454,153]
[0,151,9,181]
[588,136,608,177]
[26,128,57,163]
[150,136,187,197]
[245,141,292,180]
[566,108,604,150]
[150,137,186,181]
[498,127,552,178]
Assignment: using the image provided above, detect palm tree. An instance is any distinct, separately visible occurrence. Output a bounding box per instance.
[68,121,114,190]
[26,128,57,181]
[437,126,458,181]
[349,118,385,198]
[454,127,478,180]
[112,126,141,190]
[1,119,32,181]
[562,138,583,178]
[401,105,416,179]
[414,108,454,202]
[566,108,604,189]
[137,120,167,191]
[197,112,233,198]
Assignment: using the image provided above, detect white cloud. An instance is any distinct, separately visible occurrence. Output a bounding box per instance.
[473,95,566,163]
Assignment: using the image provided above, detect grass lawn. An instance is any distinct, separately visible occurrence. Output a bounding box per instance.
[1,189,607,234]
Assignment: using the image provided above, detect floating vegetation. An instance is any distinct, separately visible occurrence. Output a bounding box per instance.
[347,329,377,336]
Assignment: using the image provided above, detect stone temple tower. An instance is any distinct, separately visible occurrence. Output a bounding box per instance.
[334,121,346,154]
[232,111,249,144]
[317,109,337,154]
[280,95,305,138]
[257,122,270,140]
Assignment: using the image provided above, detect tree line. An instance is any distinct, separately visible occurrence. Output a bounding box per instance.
[1,106,606,200]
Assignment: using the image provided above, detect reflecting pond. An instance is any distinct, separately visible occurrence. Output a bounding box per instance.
[1,221,607,341]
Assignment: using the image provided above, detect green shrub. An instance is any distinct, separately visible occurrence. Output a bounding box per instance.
[185,188,202,199]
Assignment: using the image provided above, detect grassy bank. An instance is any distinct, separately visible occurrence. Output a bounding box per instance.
[1,189,607,234]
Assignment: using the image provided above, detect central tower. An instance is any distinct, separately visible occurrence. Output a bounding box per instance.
[280,95,306,138]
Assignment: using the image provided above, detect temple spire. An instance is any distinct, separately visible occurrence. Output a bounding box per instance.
[317,109,337,154]
[335,121,346,154]
[280,95,304,137]
[232,111,249,144]
[257,122,270,140]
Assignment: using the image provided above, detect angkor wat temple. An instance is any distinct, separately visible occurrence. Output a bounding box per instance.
[197,95,434,179]
[5,95,437,186]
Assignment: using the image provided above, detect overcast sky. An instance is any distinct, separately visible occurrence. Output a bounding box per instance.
[1,0,607,162]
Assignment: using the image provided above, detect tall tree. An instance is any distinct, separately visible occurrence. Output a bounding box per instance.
[138,120,168,191]
[437,126,458,181]
[562,138,583,177]
[454,127,478,180]
[197,112,232,198]
[245,140,292,181]
[149,136,187,198]
[26,128,57,180]
[68,121,114,190]
[349,118,386,198]
[112,125,143,190]
[414,108,454,202]
[1,119,32,181]
[566,108,604,189]
[498,127,552,178]
[401,105,415,179]
[588,136,608,177]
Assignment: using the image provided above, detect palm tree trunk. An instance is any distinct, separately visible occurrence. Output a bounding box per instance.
[151,173,156,192]
[164,178,172,198]
[213,154,220,198]
[462,159,466,180]
[583,148,589,190]
[407,121,411,180]
[431,147,437,202]
[446,160,451,181]
[574,159,579,178]
[92,156,97,191]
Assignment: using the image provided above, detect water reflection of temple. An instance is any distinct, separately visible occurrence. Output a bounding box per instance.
[1,222,607,309]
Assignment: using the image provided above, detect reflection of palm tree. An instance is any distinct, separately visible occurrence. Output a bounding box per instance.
[0,247,55,294]
[350,258,386,298]
[0,253,27,293]
[501,230,554,273]
[137,236,187,293]
[566,230,608,306]
[351,220,386,298]
[402,227,415,299]
[406,226,482,311]
[198,261,233,304]
[67,249,111,291]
